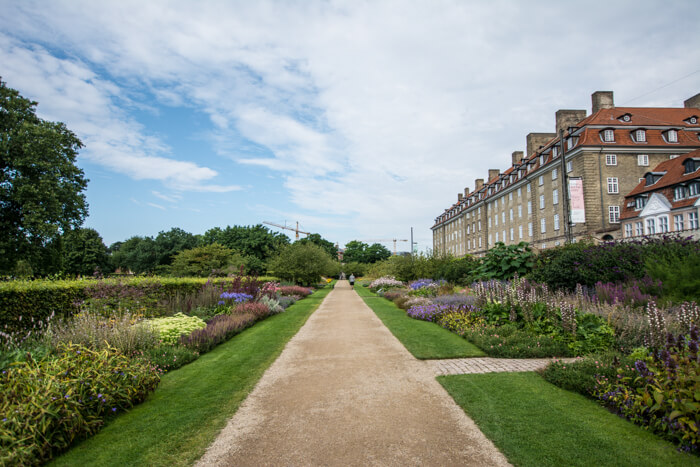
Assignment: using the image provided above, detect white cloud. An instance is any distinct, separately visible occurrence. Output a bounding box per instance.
[1,1,699,248]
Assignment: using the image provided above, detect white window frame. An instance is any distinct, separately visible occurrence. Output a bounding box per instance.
[674,214,684,231]
[540,218,546,233]
[609,205,620,224]
[518,205,522,218]
[509,192,513,201]
[659,216,669,233]
[635,129,646,142]
[528,222,533,237]
[603,129,615,142]
[607,177,619,194]
[646,218,656,234]
[552,168,558,180]
[539,194,545,209]
[667,129,678,143]
[566,160,573,173]
[527,201,532,215]
[554,214,560,231]
[689,212,699,230]
[553,189,559,205]
[510,228,514,241]
[605,154,617,166]
[518,225,523,239]
[527,183,531,193]
[638,154,649,166]
[624,223,633,237]
[674,186,686,201]
[538,175,544,186]
[635,221,643,236]
[509,209,513,221]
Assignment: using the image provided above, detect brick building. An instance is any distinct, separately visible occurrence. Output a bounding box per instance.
[620,149,700,240]
[432,91,700,256]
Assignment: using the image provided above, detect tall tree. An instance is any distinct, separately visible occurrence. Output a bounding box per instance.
[153,227,198,266]
[0,79,89,274]
[61,227,111,276]
[110,236,158,274]
[202,224,289,273]
[296,233,337,258]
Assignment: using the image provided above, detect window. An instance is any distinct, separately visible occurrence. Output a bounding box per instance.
[674,186,686,200]
[495,231,499,242]
[553,189,559,205]
[501,212,505,223]
[659,216,669,233]
[552,168,558,180]
[509,192,513,201]
[605,154,617,166]
[666,129,678,143]
[602,129,615,142]
[635,197,646,210]
[539,155,545,165]
[635,221,643,236]
[690,212,699,230]
[467,240,471,250]
[540,218,546,233]
[510,228,514,241]
[488,217,492,228]
[502,230,506,242]
[528,222,533,237]
[674,214,684,231]
[553,146,559,158]
[509,209,513,221]
[609,206,620,223]
[635,129,646,142]
[479,237,482,248]
[554,214,560,230]
[538,175,544,186]
[527,201,532,215]
[478,220,481,231]
[607,177,619,194]
[624,224,633,237]
[566,161,573,173]
[646,218,656,234]
[638,154,649,166]
[539,194,545,209]
[467,225,470,234]
[518,205,522,218]
[518,225,523,239]
[518,187,522,197]
[527,184,531,193]
[670,154,679,159]
[690,183,700,196]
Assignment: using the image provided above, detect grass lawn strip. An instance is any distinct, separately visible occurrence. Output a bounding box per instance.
[50,286,332,467]
[354,285,485,359]
[438,372,698,467]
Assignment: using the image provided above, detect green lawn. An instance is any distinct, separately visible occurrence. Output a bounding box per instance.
[50,286,332,467]
[439,372,698,467]
[354,285,484,359]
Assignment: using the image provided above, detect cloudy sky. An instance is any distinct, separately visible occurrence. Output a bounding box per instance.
[1,1,699,251]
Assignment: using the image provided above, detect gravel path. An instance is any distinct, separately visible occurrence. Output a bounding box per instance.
[196,281,511,466]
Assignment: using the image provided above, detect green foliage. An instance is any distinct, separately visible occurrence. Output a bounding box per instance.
[463,323,571,357]
[645,249,700,303]
[0,79,89,276]
[147,313,207,345]
[435,255,480,284]
[296,233,337,258]
[268,242,336,285]
[138,344,200,373]
[340,261,367,277]
[342,240,391,263]
[201,224,289,273]
[61,227,112,276]
[169,243,240,277]
[435,310,485,335]
[542,351,637,397]
[110,236,159,274]
[529,242,591,290]
[0,343,160,465]
[475,241,534,280]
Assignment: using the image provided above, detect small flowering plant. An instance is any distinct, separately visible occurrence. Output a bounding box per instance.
[369,276,404,292]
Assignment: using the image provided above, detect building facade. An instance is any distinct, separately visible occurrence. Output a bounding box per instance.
[620,149,700,241]
[432,91,700,256]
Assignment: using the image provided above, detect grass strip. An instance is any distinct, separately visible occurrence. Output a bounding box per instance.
[50,286,332,467]
[354,285,485,359]
[438,372,698,467]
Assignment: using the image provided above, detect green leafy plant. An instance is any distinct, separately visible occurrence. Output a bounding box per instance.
[475,242,534,281]
[0,343,160,465]
[542,351,636,397]
[146,313,207,345]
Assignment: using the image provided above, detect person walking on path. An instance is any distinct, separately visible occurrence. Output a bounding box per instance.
[348,274,355,287]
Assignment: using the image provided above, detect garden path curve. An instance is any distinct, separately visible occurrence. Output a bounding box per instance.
[196,281,511,466]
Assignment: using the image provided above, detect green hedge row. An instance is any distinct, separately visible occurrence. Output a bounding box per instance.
[0,276,277,334]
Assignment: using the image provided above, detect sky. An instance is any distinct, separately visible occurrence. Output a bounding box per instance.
[1,0,699,253]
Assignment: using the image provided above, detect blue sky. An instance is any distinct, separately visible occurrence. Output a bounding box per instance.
[1,0,699,252]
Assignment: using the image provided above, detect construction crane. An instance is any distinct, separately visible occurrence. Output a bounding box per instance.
[362,239,409,255]
[263,221,311,240]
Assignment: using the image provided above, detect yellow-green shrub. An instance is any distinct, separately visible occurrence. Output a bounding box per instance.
[146,313,207,345]
[0,343,160,465]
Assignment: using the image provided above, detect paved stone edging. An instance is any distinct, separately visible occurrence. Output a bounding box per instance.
[425,357,578,376]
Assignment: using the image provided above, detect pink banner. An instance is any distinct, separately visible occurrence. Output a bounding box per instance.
[569,178,585,224]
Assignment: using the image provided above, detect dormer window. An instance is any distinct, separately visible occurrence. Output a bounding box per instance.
[674,186,687,201]
[634,196,646,210]
[685,116,698,125]
[634,129,646,142]
[690,182,700,196]
[619,113,632,122]
[553,146,559,158]
[645,172,666,186]
[684,158,700,174]
[566,136,578,150]
[602,129,615,142]
[665,129,679,143]
[539,154,545,165]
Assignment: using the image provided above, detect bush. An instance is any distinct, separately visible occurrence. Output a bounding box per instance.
[435,309,485,334]
[646,249,700,303]
[147,313,207,345]
[542,351,636,397]
[268,243,336,285]
[593,277,662,307]
[407,304,449,322]
[277,296,297,309]
[258,295,284,314]
[368,276,404,291]
[180,312,257,353]
[435,256,480,284]
[432,294,477,307]
[475,242,534,281]
[277,285,313,298]
[463,323,572,358]
[595,326,700,453]
[236,302,271,319]
[0,343,160,465]
[137,344,199,373]
[47,311,160,355]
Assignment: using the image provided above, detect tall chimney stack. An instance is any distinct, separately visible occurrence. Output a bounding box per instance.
[556,109,587,135]
[464,187,470,197]
[526,133,556,157]
[592,91,614,114]
[511,151,524,166]
[488,169,500,182]
[458,193,463,202]
[475,178,484,190]
[685,92,700,109]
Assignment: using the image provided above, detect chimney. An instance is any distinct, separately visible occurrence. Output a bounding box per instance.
[458,193,463,202]
[511,151,524,166]
[464,187,470,197]
[556,109,587,135]
[526,132,556,157]
[475,178,484,190]
[488,169,500,182]
[685,92,700,109]
[592,91,615,114]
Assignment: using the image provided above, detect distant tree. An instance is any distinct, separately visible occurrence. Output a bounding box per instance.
[202,224,289,274]
[170,243,239,277]
[268,243,335,285]
[342,241,391,264]
[297,233,337,258]
[153,227,198,266]
[0,79,89,275]
[61,227,111,276]
[364,243,391,263]
[110,236,159,274]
